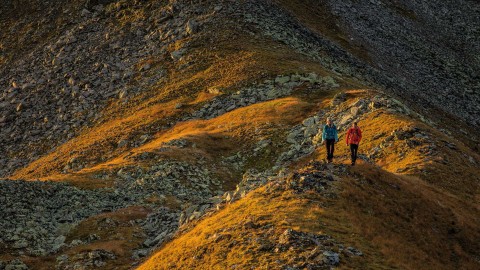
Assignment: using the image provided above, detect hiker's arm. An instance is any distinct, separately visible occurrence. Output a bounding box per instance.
[358,128,362,142]
[346,129,350,145]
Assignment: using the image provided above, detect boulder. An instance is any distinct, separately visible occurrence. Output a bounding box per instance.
[5,259,28,270]
[323,250,340,265]
[286,129,300,144]
[185,20,199,35]
[305,73,321,84]
[331,92,346,106]
[132,249,149,259]
[139,63,150,72]
[117,139,128,148]
[12,239,28,249]
[118,90,127,99]
[207,87,223,95]
[170,49,186,61]
[339,114,353,126]
[52,235,66,251]
[350,106,359,116]
[304,125,319,137]
[290,74,302,82]
[302,117,316,127]
[323,76,339,87]
[274,76,290,84]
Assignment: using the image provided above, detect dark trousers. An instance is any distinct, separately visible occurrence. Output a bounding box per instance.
[325,139,335,160]
[350,144,359,163]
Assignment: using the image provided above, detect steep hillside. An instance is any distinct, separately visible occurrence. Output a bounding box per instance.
[1,0,479,269]
[275,0,480,125]
[139,163,480,270]
[138,91,480,270]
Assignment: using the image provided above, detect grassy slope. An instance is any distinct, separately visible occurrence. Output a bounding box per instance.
[337,165,480,270]
[138,104,480,269]
[10,31,336,183]
[72,96,316,191]
[137,183,384,270]
[321,106,480,202]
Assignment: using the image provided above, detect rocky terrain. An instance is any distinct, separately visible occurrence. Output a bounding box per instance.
[1,0,479,269]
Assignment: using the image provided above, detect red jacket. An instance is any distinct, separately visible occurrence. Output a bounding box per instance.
[346,127,362,145]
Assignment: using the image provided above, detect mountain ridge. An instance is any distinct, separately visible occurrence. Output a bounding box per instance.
[0,0,479,269]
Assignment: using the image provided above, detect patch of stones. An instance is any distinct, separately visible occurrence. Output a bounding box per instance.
[166,168,281,231]
[259,161,348,196]
[0,259,28,270]
[132,207,180,259]
[222,169,277,204]
[368,126,435,165]
[275,228,362,268]
[235,0,385,91]
[275,116,320,166]
[233,0,480,127]
[0,0,216,177]
[0,158,223,265]
[55,249,116,270]
[188,73,339,120]
[114,160,218,202]
[108,159,224,258]
[286,166,340,194]
[0,180,135,257]
[327,0,480,126]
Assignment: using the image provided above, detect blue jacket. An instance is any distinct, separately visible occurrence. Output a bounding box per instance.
[322,124,338,141]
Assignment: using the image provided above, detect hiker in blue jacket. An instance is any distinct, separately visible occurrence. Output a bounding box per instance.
[321,118,339,163]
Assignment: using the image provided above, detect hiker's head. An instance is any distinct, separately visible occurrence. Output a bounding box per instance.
[327,118,332,125]
[352,122,358,128]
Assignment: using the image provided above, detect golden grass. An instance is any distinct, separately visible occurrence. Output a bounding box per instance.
[134,89,480,269]
[137,186,372,269]
[10,23,341,182]
[11,99,184,179]
[44,173,115,189]
[137,161,480,270]
[310,96,480,202]
[327,163,480,270]
[80,97,313,190]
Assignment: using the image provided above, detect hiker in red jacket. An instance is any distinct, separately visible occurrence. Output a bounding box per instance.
[346,122,362,165]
